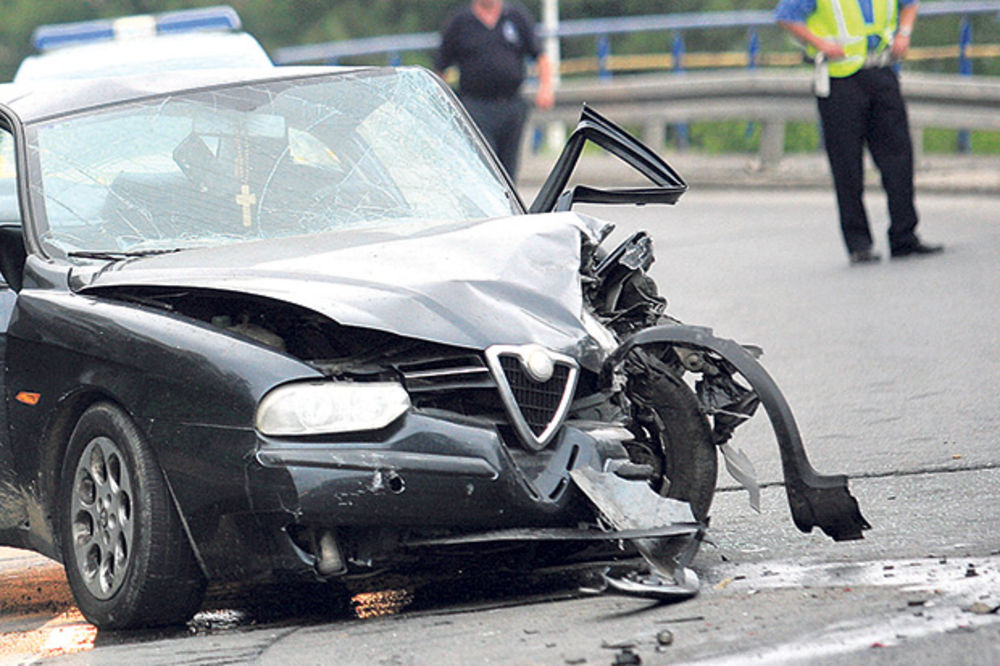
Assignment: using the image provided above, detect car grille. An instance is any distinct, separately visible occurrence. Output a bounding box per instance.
[398,355,496,393]
[497,356,572,437]
[486,346,579,452]
[397,348,579,453]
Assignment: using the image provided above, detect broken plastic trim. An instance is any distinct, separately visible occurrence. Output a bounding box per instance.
[604,324,871,542]
[529,105,688,214]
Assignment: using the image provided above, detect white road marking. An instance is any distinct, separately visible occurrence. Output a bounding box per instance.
[692,555,1000,664]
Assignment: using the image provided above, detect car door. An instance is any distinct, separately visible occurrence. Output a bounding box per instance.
[529,105,689,214]
[0,125,24,535]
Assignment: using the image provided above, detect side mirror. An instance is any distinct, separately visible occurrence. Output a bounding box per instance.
[529,105,687,214]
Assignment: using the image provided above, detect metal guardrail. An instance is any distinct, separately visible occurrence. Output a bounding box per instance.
[274,4,1000,158]
[522,69,1000,167]
[274,2,1000,67]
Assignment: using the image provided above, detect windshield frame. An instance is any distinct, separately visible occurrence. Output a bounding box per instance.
[0,105,34,257]
[15,68,526,264]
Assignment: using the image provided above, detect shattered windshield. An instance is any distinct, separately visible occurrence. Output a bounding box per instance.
[24,68,520,260]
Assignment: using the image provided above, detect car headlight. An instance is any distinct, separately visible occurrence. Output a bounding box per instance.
[256,381,410,436]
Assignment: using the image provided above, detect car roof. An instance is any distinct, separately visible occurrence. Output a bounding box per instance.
[0,65,368,125]
[14,31,273,82]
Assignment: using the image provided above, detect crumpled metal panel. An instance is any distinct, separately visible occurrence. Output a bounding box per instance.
[75,211,615,370]
[570,467,697,531]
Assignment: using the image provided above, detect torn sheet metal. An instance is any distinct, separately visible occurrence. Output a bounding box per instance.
[570,467,703,598]
[601,566,700,599]
[16,66,612,370]
[570,467,697,530]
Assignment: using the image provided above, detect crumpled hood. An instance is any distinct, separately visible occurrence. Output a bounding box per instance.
[73,212,616,369]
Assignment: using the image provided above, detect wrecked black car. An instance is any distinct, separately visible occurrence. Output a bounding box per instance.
[0,67,868,629]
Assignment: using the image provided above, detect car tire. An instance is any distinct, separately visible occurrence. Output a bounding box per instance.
[628,357,717,522]
[59,402,206,629]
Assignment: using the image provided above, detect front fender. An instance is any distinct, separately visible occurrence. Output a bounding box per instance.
[605,324,870,542]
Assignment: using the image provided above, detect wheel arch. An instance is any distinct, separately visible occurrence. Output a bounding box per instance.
[56,397,208,627]
[39,389,205,577]
[606,324,870,542]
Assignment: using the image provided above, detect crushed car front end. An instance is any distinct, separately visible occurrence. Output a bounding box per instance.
[65,211,702,586]
[0,66,867,629]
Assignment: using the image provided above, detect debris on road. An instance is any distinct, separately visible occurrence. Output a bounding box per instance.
[655,615,704,624]
[965,602,999,615]
[612,646,642,665]
[713,577,734,590]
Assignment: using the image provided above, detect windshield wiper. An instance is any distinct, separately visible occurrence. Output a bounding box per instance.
[67,248,187,261]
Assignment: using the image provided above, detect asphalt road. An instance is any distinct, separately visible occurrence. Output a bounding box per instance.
[1,188,998,665]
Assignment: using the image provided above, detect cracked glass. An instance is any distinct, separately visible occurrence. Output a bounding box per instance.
[24,69,520,260]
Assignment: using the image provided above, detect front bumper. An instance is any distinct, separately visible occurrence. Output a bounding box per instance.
[156,407,646,582]
[250,411,605,528]
[239,409,652,578]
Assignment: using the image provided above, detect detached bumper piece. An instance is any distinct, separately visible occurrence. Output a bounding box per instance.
[571,468,704,600]
[606,324,871,542]
[598,566,699,600]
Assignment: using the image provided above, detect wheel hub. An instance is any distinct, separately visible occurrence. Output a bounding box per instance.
[70,436,134,600]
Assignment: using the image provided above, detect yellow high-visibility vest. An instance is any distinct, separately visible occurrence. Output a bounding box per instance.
[806,0,899,77]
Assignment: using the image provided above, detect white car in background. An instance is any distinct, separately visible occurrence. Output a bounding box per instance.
[13,4,272,82]
[2,6,272,246]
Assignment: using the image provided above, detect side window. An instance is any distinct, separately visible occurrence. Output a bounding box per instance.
[0,129,25,290]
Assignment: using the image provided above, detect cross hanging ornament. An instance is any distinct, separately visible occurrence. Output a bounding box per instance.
[235,185,256,228]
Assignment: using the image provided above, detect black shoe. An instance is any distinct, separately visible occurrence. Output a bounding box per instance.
[849,248,881,264]
[891,241,943,258]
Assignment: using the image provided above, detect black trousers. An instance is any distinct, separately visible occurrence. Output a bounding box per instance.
[817,67,920,254]
[461,95,529,179]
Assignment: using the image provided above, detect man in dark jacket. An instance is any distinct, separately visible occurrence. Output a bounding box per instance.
[436,0,554,180]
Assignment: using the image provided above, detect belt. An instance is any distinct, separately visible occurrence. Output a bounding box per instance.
[862,50,894,69]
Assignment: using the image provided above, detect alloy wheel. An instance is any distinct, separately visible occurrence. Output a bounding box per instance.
[70,436,134,600]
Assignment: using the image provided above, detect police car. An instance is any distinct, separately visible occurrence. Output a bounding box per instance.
[14,5,272,81]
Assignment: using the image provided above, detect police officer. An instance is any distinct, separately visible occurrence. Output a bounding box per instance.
[436,0,554,180]
[777,0,943,264]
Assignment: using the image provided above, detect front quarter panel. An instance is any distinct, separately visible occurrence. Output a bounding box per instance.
[6,285,322,567]
[9,288,317,425]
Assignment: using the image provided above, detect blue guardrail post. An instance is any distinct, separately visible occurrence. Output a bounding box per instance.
[673,31,690,150]
[597,34,611,80]
[957,17,972,153]
[746,28,760,145]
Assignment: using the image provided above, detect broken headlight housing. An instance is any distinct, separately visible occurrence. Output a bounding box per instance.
[255,381,410,436]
